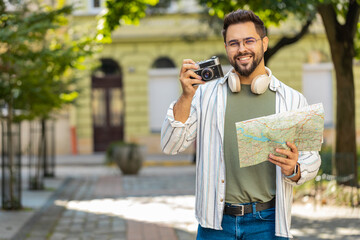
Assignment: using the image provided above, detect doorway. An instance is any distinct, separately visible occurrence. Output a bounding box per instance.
[91,58,124,152]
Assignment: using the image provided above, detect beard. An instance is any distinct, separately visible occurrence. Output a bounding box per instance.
[230,48,264,77]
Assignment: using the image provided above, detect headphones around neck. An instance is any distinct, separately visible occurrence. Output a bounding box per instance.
[228,67,272,94]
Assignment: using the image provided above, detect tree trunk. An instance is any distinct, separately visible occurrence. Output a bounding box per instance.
[332,43,357,186]
[318,3,359,186]
[33,120,45,190]
[7,101,14,205]
[2,99,21,209]
[41,118,48,177]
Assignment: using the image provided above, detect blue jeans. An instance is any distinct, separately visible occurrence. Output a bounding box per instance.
[196,206,289,240]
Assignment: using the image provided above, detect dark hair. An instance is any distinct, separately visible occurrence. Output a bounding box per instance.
[222,10,266,43]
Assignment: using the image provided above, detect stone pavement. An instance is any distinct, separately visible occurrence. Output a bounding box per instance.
[0,153,359,240]
[1,154,197,240]
[291,204,360,240]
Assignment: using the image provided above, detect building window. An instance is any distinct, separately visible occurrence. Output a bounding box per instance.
[93,58,122,78]
[151,57,176,69]
[89,0,102,14]
[92,88,106,127]
[93,0,100,8]
[109,88,123,127]
[149,57,178,132]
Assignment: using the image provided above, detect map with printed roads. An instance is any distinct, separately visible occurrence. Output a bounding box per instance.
[235,103,324,168]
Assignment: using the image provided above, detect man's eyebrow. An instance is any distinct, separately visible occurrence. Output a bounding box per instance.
[228,37,254,42]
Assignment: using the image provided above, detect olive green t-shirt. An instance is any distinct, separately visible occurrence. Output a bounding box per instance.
[224,84,276,204]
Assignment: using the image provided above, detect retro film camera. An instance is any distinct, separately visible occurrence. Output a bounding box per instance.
[194,56,224,81]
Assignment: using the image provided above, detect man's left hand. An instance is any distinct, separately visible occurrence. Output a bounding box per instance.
[268,142,299,178]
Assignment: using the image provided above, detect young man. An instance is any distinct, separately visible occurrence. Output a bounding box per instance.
[161,9,321,240]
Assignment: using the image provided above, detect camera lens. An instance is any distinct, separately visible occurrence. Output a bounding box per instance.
[201,68,214,81]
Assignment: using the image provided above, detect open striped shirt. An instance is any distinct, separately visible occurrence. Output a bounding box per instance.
[161,69,321,238]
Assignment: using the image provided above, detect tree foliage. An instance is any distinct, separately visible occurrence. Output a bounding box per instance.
[97,0,159,43]
[0,2,97,121]
[199,0,317,26]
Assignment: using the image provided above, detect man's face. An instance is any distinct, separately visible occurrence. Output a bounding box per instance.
[225,22,268,77]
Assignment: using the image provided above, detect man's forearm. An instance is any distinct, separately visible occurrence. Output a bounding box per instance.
[173,94,193,124]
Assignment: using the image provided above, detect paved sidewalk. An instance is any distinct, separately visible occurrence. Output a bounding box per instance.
[0,153,359,240]
[1,153,197,240]
[291,204,360,240]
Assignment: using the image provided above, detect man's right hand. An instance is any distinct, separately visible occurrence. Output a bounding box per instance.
[174,59,205,123]
[179,59,205,98]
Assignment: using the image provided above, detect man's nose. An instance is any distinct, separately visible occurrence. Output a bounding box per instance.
[237,41,247,52]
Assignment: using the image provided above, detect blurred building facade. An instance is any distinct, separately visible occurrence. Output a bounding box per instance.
[58,0,360,155]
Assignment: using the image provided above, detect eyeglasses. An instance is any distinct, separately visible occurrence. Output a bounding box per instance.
[226,37,263,51]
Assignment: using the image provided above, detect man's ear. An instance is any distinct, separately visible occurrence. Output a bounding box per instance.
[262,36,269,52]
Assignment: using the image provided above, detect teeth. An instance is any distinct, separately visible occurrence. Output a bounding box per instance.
[239,56,250,60]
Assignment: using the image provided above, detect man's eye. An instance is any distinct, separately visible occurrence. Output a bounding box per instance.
[229,42,239,47]
[245,39,255,44]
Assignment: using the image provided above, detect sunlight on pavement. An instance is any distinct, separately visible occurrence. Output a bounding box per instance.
[292,203,360,219]
[55,195,198,233]
[336,227,360,235]
[291,203,360,239]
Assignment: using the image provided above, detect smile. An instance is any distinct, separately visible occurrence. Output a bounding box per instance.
[236,55,252,64]
[239,56,251,61]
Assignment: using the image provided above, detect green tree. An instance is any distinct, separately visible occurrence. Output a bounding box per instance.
[0,1,97,205]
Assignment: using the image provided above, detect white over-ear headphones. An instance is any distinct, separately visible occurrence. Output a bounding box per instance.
[228,67,272,94]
